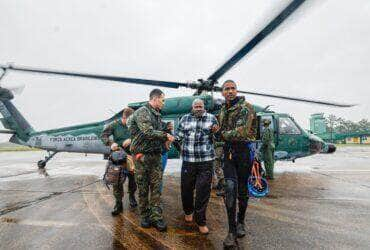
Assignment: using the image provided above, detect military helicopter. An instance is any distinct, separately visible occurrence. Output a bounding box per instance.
[0,0,354,169]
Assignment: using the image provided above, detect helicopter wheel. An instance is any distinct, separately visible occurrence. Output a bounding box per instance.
[37,160,46,169]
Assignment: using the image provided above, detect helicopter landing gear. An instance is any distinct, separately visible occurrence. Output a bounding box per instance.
[37,151,57,169]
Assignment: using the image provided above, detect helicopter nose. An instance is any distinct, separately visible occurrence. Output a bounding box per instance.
[326,143,337,153]
[309,138,322,154]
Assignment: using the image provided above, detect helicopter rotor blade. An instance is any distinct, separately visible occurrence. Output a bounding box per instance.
[1,64,191,89]
[212,86,355,107]
[208,0,306,82]
[7,84,25,95]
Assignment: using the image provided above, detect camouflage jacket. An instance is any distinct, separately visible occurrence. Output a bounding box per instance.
[129,104,168,154]
[218,96,257,144]
[101,120,130,147]
[262,127,275,150]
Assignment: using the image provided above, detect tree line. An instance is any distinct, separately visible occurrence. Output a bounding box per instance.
[325,115,370,134]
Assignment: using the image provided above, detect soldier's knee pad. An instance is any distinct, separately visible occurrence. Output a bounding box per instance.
[224,179,237,209]
[224,179,236,192]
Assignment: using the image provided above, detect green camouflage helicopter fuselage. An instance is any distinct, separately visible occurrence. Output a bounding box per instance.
[0,87,328,168]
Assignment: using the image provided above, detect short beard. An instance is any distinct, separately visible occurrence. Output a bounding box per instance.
[192,109,205,118]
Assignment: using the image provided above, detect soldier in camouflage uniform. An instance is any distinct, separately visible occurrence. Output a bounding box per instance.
[217,80,258,248]
[101,108,137,216]
[129,89,174,232]
[261,119,275,179]
[213,146,225,194]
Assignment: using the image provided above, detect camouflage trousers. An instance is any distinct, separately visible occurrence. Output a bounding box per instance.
[212,147,225,188]
[134,153,163,222]
[112,171,137,205]
[262,147,275,178]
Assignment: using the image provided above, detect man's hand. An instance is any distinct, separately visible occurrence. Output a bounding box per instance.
[166,122,174,132]
[211,125,220,133]
[110,143,119,151]
[122,139,131,148]
[166,133,175,142]
[164,140,172,150]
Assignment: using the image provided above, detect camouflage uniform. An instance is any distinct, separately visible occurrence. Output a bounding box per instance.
[101,120,137,209]
[262,126,275,179]
[218,96,257,235]
[129,104,168,222]
[213,146,224,189]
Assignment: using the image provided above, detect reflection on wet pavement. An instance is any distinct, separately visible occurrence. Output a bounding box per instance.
[0,146,369,249]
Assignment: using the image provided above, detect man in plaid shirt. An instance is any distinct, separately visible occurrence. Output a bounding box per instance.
[176,98,219,234]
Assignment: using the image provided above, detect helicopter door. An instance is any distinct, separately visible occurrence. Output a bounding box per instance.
[277,116,303,155]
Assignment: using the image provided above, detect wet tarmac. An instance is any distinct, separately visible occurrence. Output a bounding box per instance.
[0,146,369,249]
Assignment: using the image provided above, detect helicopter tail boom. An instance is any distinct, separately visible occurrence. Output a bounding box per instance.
[0,88,34,141]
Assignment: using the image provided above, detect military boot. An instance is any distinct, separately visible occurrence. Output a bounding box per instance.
[236,222,246,238]
[129,194,138,208]
[111,202,123,216]
[140,216,151,228]
[223,233,238,248]
[216,181,225,197]
[151,219,167,232]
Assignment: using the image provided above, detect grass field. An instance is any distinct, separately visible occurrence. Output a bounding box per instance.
[0,142,40,152]
[335,143,370,147]
[0,142,369,153]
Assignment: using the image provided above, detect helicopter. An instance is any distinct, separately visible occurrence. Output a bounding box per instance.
[0,0,354,170]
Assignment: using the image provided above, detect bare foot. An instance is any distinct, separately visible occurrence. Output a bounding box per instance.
[199,225,209,235]
[184,214,193,223]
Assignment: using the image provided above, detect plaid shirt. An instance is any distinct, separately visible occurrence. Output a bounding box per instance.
[176,112,218,163]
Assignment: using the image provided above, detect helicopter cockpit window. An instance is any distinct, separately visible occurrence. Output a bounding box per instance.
[279,117,301,135]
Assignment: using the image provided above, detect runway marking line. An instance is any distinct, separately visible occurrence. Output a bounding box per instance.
[0,218,77,227]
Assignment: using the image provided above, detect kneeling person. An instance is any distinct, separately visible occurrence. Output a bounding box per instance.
[176,98,219,234]
[101,108,137,216]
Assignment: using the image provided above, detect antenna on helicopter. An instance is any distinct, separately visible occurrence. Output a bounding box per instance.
[263,105,273,112]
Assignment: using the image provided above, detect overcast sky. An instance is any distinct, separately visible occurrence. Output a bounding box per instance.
[0,0,369,142]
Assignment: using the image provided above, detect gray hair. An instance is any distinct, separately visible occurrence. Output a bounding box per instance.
[192,98,204,107]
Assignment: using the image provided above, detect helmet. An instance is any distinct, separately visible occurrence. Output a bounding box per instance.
[109,149,127,165]
[263,119,271,126]
[247,176,269,198]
